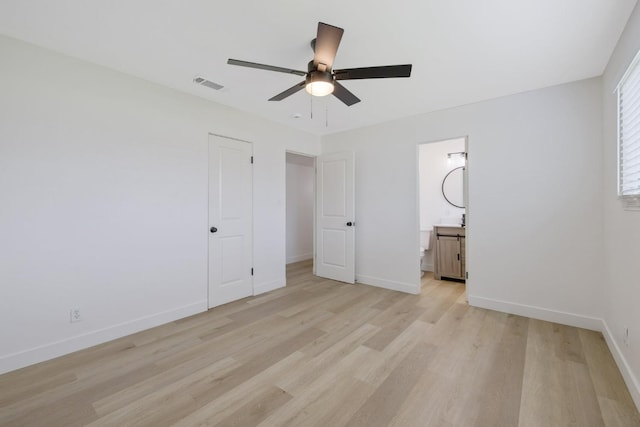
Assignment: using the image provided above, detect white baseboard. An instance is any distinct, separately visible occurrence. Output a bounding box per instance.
[0,301,207,375]
[467,295,602,331]
[421,263,434,272]
[286,253,313,264]
[254,278,285,296]
[601,320,640,412]
[356,274,420,295]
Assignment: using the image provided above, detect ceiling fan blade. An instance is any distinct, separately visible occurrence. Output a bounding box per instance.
[269,81,306,101]
[227,59,306,76]
[332,81,360,106]
[314,22,344,70]
[334,64,412,80]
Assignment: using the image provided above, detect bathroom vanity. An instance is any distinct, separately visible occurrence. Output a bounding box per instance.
[434,225,466,281]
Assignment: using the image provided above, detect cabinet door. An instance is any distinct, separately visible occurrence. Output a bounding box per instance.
[437,236,462,279]
[460,237,466,280]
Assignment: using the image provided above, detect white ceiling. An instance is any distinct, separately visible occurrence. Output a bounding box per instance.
[0,0,636,135]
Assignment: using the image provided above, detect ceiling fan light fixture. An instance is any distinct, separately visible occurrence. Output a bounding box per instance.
[305,71,334,97]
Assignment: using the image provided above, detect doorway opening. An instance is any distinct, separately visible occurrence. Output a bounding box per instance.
[418,137,468,288]
[285,152,316,276]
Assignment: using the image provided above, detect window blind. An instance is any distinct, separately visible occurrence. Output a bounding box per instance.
[618,50,640,209]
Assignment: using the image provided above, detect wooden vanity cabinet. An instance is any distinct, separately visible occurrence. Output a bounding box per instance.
[434,226,466,281]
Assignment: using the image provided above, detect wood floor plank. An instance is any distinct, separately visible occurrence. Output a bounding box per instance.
[267,375,373,427]
[387,368,453,427]
[352,319,433,387]
[409,303,482,379]
[0,262,638,426]
[0,338,135,390]
[225,288,313,324]
[74,335,203,380]
[4,392,99,427]
[156,303,330,370]
[347,342,436,427]
[214,386,292,427]
[579,329,640,426]
[128,312,232,347]
[363,304,424,351]
[262,345,377,427]
[189,327,326,408]
[3,361,163,427]
[519,320,606,427]
[0,371,76,407]
[88,358,239,426]
[449,312,529,426]
[278,323,380,395]
[92,356,237,416]
[170,352,307,426]
[418,282,465,324]
[1,353,163,426]
[471,313,529,426]
[298,319,380,359]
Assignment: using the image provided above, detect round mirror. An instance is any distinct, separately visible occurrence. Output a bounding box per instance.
[442,166,465,208]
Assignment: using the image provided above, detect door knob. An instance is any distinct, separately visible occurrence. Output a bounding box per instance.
[346,222,353,227]
[210,227,218,233]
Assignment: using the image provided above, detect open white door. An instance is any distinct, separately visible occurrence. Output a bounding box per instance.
[315,151,355,283]
[208,134,253,308]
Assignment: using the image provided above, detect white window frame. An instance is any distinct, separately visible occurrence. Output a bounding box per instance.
[616,48,640,211]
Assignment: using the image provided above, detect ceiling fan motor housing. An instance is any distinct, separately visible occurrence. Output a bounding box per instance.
[308,59,329,72]
[306,70,333,85]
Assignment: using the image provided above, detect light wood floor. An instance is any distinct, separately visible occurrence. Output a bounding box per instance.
[1,261,639,427]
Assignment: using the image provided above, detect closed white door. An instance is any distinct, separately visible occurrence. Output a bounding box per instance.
[208,134,253,308]
[315,151,355,283]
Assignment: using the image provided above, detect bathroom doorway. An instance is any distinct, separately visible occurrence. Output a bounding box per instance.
[418,137,468,285]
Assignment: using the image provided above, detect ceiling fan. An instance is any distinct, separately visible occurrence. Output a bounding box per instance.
[227,22,412,106]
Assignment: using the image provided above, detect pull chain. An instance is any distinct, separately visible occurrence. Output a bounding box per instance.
[308,96,329,127]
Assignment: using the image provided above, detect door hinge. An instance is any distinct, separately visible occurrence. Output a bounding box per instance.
[466,271,468,279]
[250,156,253,164]
[251,268,254,276]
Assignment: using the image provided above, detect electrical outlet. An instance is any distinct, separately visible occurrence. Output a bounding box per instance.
[623,327,629,346]
[70,308,81,323]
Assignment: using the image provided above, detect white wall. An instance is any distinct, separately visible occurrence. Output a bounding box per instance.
[322,77,604,323]
[286,153,314,264]
[601,2,640,409]
[419,138,465,271]
[0,35,319,374]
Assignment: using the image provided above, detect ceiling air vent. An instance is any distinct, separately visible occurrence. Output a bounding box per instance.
[193,76,224,90]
